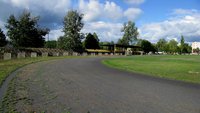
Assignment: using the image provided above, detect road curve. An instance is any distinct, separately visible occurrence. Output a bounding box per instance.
[2,57,200,113]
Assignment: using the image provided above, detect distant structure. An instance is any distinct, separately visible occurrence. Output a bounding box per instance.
[192,42,200,53]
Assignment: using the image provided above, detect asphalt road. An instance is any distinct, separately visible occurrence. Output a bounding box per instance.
[3,57,200,113]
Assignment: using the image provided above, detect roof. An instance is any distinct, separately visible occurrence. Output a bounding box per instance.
[101,44,141,48]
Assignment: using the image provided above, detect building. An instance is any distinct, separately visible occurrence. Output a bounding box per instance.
[192,42,200,53]
[86,44,142,55]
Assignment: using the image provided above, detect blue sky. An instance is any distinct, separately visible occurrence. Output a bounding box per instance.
[0,0,200,43]
[138,0,200,24]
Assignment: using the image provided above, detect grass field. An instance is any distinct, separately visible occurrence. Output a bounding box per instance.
[103,55,200,84]
[0,56,80,86]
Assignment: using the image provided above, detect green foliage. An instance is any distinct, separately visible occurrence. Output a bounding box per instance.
[57,36,66,49]
[84,33,100,49]
[0,28,7,47]
[99,41,114,49]
[103,55,200,83]
[183,43,192,53]
[155,36,191,54]
[137,39,156,53]
[180,35,185,53]
[60,10,84,52]
[156,38,168,52]
[45,40,57,48]
[118,21,138,45]
[179,36,191,54]
[117,39,124,45]
[167,39,178,54]
[5,11,49,48]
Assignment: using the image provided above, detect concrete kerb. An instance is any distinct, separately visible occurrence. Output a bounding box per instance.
[42,52,48,57]
[17,52,25,59]
[63,52,69,56]
[82,52,88,56]
[31,52,37,58]
[72,52,78,56]
[52,52,59,57]
[3,53,11,60]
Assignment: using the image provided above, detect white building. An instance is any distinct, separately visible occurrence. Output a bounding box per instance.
[192,42,200,53]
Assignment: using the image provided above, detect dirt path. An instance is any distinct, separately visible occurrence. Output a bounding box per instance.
[1,58,200,113]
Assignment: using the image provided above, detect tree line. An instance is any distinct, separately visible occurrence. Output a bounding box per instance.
[135,36,192,54]
[0,10,192,54]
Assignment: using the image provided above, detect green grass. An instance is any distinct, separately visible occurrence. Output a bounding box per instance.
[103,55,200,83]
[0,56,81,86]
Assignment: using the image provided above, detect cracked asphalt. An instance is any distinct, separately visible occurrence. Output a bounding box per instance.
[3,57,200,113]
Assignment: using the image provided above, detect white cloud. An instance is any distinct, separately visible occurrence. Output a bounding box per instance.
[172,9,199,15]
[2,0,29,8]
[124,8,142,20]
[2,0,71,14]
[0,20,4,28]
[104,1,123,20]
[0,20,7,34]
[124,0,145,5]
[79,0,102,22]
[79,0,124,22]
[140,9,200,43]
[82,21,123,42]
[48,21,124,42]
[48,29,64,41]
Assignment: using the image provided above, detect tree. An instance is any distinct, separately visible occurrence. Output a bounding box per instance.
[117,39,123,45]
[57,36,66,49]
[168,39,178,54]
[138,39,156,53]
[193,48,200,54]
[0,28,7,47]
[61,10,84,52]
[156,38,168,52]
[45,40,57,48]
[179,35,191,54]
[84,33,100,49]
[184,43,192,53]
[93,32,99,42]
[119,21,139,45]
[180,35,185,54]
[6,11,49,48]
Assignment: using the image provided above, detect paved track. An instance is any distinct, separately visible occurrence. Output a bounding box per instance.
[2,57,200,113]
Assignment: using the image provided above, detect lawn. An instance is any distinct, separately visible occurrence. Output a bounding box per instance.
[0,56,79,86]
[103,55,200,83]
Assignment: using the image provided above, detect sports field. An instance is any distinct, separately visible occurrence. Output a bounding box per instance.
[103,55,200,83]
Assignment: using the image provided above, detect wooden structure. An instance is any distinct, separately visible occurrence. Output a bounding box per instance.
[101,44,141,55]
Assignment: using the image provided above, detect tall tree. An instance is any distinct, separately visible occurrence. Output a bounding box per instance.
[119,21,139,45]
[138,39,156,53]
[61,10,84,52]
[156,38,168,52]
[6,11,49,47]
[84,33,100,49]
[180,35,185,54]
[168,39,178,54]
[184,43,192,53]
[0,28,7,47]
[57,36,66,49]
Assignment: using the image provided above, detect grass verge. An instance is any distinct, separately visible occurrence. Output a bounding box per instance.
[102,55,200,84]
[0,56,81,87]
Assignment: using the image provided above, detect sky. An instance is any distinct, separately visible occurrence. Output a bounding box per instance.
[0,0,200,43]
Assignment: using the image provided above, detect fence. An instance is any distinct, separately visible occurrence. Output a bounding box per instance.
[0,47,125,60]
